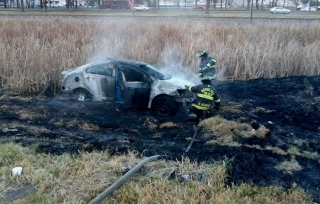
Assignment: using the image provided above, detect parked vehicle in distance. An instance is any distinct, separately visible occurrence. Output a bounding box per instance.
[270,7,291,14]
[61,58,195,116]
[300,6,316,11]
[133,4,149,11]
[297,4,307,10]
[49,3,64,7]
[215,4,230,8]
[192,5,204,9]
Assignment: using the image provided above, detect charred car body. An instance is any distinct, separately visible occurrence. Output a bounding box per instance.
[61,58,195,115]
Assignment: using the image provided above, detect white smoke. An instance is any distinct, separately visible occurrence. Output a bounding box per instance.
[86,34,123,64]
[156,46,201,85]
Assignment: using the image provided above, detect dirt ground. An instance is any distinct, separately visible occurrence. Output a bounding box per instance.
[1,75,319,202]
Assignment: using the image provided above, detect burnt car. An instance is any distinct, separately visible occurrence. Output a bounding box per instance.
[61,58,195,116]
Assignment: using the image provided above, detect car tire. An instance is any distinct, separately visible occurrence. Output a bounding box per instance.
[73,88,92,101]
[152,95,176,116]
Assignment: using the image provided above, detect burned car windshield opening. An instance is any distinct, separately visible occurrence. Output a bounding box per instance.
[138,64,170,80]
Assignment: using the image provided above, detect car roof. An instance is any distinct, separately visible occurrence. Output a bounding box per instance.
[101,58,167,79]
[107,58,146,66]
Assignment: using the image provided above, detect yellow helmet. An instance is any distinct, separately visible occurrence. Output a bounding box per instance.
[196,50,208,58]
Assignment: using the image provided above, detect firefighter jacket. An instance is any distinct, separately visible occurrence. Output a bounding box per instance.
[199,56,216,80]
[188,84,220,111]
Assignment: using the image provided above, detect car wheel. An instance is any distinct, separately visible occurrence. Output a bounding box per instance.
[152,95,176,116]
[73,88,92,101]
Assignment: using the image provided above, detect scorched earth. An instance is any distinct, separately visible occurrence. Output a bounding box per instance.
[0,75,319,202]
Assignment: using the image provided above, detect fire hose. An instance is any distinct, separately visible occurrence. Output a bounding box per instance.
[185,119,201,153]
[88,155,162,204]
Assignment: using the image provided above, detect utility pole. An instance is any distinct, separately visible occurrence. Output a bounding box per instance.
[250,0,253,22]
[132,0,134,14]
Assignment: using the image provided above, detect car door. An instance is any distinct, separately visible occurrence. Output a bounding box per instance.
[84,62,115,101]
[120,65,151,107]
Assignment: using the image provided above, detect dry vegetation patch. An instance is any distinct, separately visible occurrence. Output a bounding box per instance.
[0,18,320,95]
[199,116,270,146]
[220,101,244,114]
[275,159,303,175]
[159,122,179,129]
[143,117,158,130]
[0,142,312,203]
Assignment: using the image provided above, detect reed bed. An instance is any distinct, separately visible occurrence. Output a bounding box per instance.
[0,17,320,95]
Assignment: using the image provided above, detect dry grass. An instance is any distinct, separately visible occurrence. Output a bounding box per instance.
[159,122,179,129]
[199,116,270,146]
[220,101,243,114]
[265,145,288,156]
[0,143,311,203]
[65,119,100,132]
[251,107,275,114]
[275,159,303,175]
[0,18,320,95]
[144,118,158,130]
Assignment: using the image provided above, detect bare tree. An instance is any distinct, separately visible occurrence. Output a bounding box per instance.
[213,0,218,8]
[293,0,299,9]
[270,0,275,7]
[153,0,156,12]
[20,0,24,11]
[43,0,47,11]
[205,0,210,13]
[25,0,30,8]
[69,0,71,12]
[261,0,264,10]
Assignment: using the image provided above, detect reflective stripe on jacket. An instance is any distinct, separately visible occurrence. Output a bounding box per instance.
[199,56,216,80]
[188,84,220,111]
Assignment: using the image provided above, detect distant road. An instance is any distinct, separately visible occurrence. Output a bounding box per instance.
[0,7,319,19]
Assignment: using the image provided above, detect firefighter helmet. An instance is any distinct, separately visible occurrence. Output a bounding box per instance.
[196,50,208,58]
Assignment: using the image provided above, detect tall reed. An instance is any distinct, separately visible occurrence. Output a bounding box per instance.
[0,17,319,95]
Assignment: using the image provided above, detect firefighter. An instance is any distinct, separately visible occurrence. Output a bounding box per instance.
[196,50,216,83]
[185,76,220,122]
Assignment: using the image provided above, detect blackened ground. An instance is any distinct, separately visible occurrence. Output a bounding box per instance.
[0,75,319,202]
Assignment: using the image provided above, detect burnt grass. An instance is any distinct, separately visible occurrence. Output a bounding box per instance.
[1,75,320,202]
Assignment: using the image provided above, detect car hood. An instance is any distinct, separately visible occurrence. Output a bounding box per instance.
[152,77,195,95]
[164,77,195,89]
[148,77,196,107]
[61,68,78,75]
